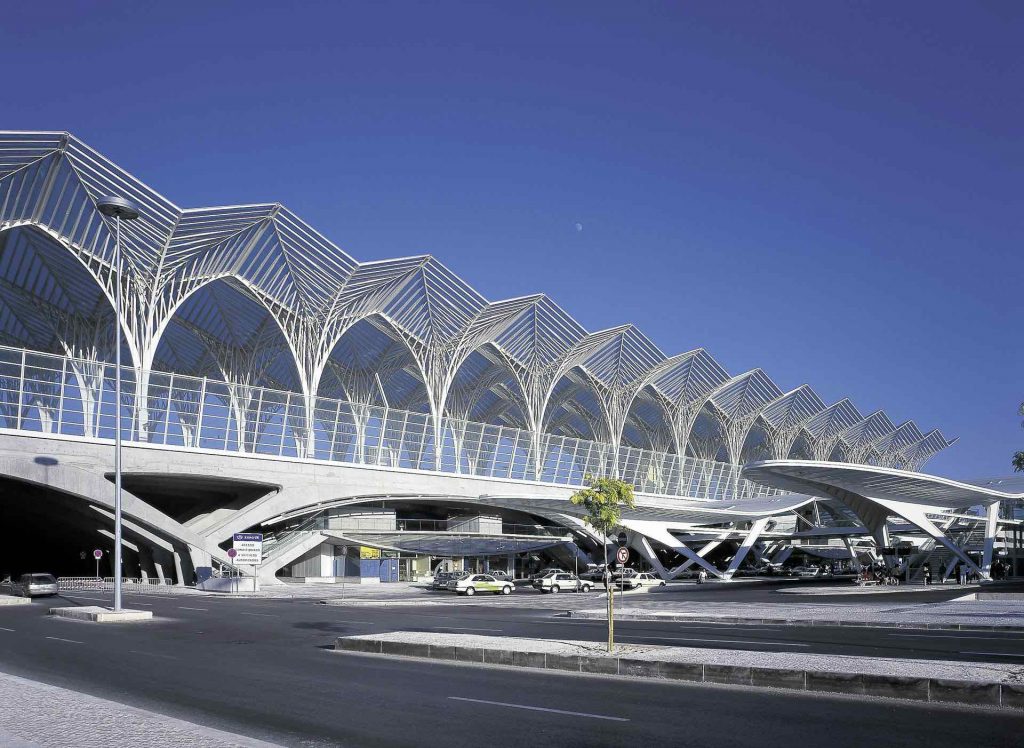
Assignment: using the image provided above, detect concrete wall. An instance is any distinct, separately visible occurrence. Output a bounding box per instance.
[326,509,396,532]
[447,515,502,533]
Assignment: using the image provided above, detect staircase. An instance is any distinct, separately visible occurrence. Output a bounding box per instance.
[257,512,330,580]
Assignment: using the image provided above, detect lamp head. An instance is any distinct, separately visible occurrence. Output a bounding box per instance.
[97,196,141,221]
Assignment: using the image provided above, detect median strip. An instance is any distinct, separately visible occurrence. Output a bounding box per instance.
[334,631,1024,710]
[565,609,1024,633]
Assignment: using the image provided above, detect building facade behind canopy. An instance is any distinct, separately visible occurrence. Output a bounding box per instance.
[1,130,989,585]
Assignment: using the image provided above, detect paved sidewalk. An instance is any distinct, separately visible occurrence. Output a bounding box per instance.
[0,670,282,747]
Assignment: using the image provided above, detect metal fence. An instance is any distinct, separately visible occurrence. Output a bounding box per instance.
[0,344,777,501]
[57,577,177,593]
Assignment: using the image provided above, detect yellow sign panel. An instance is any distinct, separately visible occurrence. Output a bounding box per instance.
[359,546,381,559]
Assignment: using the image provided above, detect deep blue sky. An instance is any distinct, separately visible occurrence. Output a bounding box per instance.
[3,2,1020,479]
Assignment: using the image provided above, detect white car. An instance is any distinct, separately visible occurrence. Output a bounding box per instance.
[616,571,665,590]
[532,572,593,594]
[449,573,514,596]
[631,572,666,589]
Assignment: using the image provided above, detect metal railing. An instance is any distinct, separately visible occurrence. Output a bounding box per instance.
[0,344,778,501]
[58,576,176,593]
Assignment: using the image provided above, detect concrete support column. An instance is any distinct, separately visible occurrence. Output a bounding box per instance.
[981,501,1001,578]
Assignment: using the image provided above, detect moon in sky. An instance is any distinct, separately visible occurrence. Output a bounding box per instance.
[574,222,583,232]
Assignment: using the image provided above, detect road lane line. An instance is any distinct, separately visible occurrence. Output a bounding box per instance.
[430,622,501,631]
[959,651,1024,658]
[178,606,208,611]
[448,696,629,722]
[0,627,14,632]
[332,620,376,625]
[45,636,84,644]
[129,650,178,660]
[239,612,277,617]
[622,636,809,647]
[892,634,1024,640]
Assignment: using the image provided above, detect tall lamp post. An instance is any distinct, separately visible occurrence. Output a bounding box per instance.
[97,196,140,613]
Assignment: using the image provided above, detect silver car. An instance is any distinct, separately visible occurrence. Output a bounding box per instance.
[13,573,59,597]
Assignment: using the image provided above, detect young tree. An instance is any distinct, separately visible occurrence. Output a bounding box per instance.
[570,475,636,652]
[1014,403,1024,472]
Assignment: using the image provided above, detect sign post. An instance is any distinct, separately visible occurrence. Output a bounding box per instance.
[93,549,103,580]
[226,547,238,593]
[341,546,349,600]
[232,533,263,592]
[608,542,629,652]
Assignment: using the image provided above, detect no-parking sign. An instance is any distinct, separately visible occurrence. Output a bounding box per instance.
[615,547,629,564]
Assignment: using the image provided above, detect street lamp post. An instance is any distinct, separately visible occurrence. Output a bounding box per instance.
[97,196,140,613]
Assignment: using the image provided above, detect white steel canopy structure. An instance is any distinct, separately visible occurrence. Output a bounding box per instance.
[0,130,957,486]
[743,460,1024,580]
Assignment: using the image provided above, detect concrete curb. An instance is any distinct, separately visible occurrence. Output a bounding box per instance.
[49,606,153,623]
[334,637,1024,709]
[0,596,31,606]
[564,611,1024,633]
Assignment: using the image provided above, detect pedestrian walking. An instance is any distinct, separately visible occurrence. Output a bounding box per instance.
[697,568,707,585]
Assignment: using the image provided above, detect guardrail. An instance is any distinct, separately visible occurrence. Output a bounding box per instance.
[58,577,177,594]
[0,344,776,501]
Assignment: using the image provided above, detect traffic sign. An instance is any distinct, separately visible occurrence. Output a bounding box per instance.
[615,546,629,564]
[232,532,263,566]
[227,548,237,559]
[616,532,628,547]
[93,549,103,560]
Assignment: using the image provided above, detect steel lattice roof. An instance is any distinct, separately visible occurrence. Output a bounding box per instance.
[0,131,956,469]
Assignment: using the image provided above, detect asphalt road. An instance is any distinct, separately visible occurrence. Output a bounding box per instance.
[1,592,1022,747]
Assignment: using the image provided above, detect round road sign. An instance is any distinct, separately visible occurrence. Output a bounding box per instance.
[93,549,103,560]
[615,546,629,564]
[227,548,238,559]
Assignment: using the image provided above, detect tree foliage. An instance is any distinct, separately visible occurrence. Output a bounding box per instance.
[1015,403,1024,473]
[569,475,637,536]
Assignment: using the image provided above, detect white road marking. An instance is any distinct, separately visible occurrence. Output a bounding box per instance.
[959,651,1024,658]
[892,634,1024,641]
[448,696,629,722]
[622,636,810,647]
[129,650,178,660]
[432,626,503,632]
[45,636,83,644]
[333,620,376,625]
[61,595,109,602]
[178,607,208,611]
[0,627,14,632]
[239,612,277,617]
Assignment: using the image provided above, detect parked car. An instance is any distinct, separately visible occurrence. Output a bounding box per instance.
[431,571,459,590]
[7,573,59,597]
[489,571,514,583]
[449,573,514,596]
[528,567,566,581]
[791,566,822,578]
[579,566,606,582]
[532,572,593,594]
[611,568,638,583]
[628,572,666,589]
